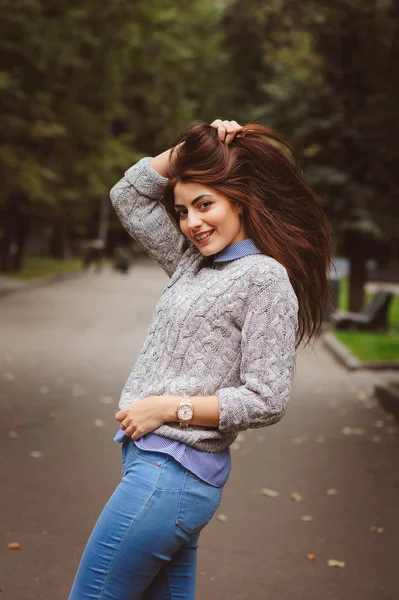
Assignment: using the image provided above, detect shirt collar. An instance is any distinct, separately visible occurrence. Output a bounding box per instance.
[213,239,261,263]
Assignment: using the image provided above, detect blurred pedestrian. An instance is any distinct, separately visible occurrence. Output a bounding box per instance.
[82,238,104,272]
[113,244,132,275]
[69,119,332,599]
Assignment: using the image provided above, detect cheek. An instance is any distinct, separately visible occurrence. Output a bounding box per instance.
[179,220,189,236]
[215,208,240,230]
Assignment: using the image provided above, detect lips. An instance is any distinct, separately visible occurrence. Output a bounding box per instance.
[194,230,215,243]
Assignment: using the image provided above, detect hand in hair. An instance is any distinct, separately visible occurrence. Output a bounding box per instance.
[210,119,243,144]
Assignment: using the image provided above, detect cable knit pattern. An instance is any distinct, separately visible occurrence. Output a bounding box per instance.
[110,157,298,452]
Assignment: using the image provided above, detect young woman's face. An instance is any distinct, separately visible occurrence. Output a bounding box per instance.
[174,181,246,256]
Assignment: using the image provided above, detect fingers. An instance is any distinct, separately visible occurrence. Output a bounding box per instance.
[210,119,243,144]
[115,409,127,422]
[122,420,144,440]
[117,413,145,438]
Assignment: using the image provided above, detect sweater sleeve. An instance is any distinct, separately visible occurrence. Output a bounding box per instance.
[217,275,298,433]
[110,157,189,277]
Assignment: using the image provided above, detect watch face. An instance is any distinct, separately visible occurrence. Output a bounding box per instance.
[178,404,193,421]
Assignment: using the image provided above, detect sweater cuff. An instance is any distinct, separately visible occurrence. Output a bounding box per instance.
[124,157,169,198]
[217,387,250,433]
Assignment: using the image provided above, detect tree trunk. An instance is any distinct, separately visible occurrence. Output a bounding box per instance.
[50,214,71,259]
[0,195,31,273]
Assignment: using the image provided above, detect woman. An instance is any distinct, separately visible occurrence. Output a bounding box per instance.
[69,119,331,599]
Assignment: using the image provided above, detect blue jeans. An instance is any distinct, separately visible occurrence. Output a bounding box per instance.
[69,441,223,600]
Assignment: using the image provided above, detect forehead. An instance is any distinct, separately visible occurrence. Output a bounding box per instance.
[174,181,214,205]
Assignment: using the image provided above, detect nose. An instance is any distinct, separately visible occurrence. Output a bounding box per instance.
[187,210,203,230]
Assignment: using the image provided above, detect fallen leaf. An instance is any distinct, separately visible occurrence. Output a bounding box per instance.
[8,542,21,550]
[290,492,302,502]
[239,449,249,456]
[371,435,382,443]
[8,431,19,439]
[217,513,228,522]
[100,396,115,405]
[40,386,49,395]
[315,436,326,443]
[94,419,104,428]
[306,553,316,561]
[260,488,279,497]
[29,451,44,459]
[374,420,384,429]
[301,515,313,522]
[369,525,384,533]
[327,559,345,568]
[342,426,368,436]
[291,436,307,445]
[326,488,338,496]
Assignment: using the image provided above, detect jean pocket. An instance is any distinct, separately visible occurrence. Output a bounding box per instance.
[133,444,167,467]
[176,471,223,534]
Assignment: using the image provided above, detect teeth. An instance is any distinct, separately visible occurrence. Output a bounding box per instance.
[195,231,213,241]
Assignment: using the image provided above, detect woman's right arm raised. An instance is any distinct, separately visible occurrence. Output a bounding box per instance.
[110,146,188,278]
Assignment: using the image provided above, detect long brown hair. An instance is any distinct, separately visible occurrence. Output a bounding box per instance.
[162,121,332,346]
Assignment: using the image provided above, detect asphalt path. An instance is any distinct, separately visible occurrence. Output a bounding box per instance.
[0,262,398,600]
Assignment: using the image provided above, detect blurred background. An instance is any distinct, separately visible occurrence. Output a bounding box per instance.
[1,0,398,288]
[1,2,399,598]
[2,0,399,360]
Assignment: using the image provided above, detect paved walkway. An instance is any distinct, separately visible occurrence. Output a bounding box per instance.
[0,264,398,599]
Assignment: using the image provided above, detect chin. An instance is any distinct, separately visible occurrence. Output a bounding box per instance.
[198,247,215,256]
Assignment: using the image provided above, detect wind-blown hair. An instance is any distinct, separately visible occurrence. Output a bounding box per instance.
[162,121,332,346]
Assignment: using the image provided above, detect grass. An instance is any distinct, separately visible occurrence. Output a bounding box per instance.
[333,278,399,363]
[0,255,82,281]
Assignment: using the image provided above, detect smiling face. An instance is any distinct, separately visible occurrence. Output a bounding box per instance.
[174,181,247,256]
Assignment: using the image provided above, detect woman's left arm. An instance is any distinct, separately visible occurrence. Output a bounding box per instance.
[216,275,298,433]
[115,394,220,440]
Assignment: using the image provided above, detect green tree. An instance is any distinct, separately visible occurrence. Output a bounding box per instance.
[0,0,227,270]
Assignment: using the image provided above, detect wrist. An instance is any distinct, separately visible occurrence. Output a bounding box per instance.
[158,396,180,423]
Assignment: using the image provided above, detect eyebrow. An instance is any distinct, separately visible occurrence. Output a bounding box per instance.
[174,194,213,209]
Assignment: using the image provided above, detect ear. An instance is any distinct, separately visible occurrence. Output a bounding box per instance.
[233,202,243,215]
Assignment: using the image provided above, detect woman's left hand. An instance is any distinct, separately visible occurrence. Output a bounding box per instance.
[115,396,172,441]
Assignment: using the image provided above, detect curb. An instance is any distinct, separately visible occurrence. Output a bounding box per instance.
[0,270,86,299]
[322,332,399,371]
[374,384,399,421]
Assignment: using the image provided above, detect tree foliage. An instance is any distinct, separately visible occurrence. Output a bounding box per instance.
[1,0,398,293]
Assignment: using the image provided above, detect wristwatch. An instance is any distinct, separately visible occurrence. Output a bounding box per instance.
[176,396,194,428]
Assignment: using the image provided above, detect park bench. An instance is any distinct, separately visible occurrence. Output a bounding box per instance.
[330,290,393,331]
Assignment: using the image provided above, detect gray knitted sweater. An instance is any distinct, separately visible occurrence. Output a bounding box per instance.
[110,157,298,452]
